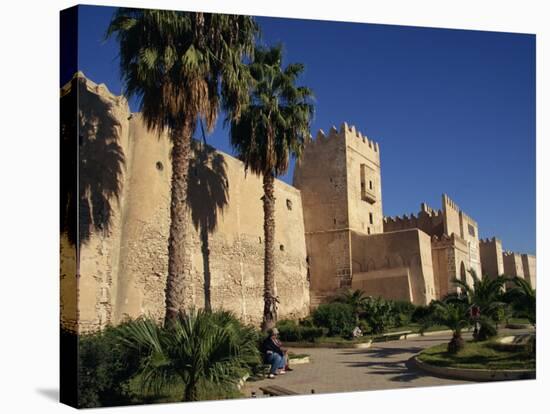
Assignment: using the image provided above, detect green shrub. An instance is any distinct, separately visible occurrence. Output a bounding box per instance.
[391,300,416,326]
[411,305,432,323]
[276,319,324,342]
[358,319,370,334]
[298,316,315,327]
[312,303,355,337]
[77,322,142,408]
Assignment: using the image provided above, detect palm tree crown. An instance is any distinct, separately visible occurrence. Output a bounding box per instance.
[449,269,506,316]
[107,9,257,132]
[228,45,314,177]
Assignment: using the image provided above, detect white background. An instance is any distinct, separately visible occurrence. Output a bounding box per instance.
[0,0,547,412]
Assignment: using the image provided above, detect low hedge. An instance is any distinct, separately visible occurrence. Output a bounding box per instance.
[276,320,325,342]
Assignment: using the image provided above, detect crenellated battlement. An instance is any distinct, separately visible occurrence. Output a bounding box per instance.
[442,193,460,211]
[479,237,501,245]
[383,206,441,224]
[305,122,380,160]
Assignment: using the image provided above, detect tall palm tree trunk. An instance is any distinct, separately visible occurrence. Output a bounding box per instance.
[165,118,195,323]
[262,172,277,332]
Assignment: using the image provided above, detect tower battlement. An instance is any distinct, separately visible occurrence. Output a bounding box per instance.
[304,122,380,163]
[479,237,501,245]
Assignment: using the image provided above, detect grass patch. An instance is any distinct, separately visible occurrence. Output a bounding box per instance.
[418,339,535,370]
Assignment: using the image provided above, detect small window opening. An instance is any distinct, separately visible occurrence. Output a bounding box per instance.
[369,213,374,225]
[156,161,164,171]
[280,244,285,251]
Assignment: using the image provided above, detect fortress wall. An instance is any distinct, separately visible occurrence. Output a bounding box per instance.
[294,126,350,232]
[521,254,536,288]
[383,208,444,236]
[350,229,435,305]
[62,75,309,332]
[479,237,504,279]
[60,74,132,333]
[442,194,462,238]
[458,211,482,278]
[431,234,471,296]
[341,123,384,235]
[503,252,525,278]
[294,126,353,294]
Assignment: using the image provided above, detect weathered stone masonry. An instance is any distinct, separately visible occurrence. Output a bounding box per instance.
[61,73,536,332]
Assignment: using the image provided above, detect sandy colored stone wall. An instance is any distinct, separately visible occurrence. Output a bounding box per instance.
[383,203,444,237]
[342,123,383,235]
[521,254,536,288]
[60,74,131,333]
[503,252,524,279]
[442,194,462,238]
[350,229,436,305]
[479,237,504,279]
[61,74,310,333]
[294,126,353,295]
[352,267,413,302]
[294,123,383,300]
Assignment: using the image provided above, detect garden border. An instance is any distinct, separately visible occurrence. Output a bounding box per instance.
[411,356,535,382]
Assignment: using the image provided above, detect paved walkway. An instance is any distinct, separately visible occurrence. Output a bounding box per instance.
[244,329,531,397]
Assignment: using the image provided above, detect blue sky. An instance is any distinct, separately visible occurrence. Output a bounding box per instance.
[70,5,536,254]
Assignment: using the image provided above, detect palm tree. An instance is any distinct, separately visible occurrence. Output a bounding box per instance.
[228,46,314,331]
[431,300,471,353]
[107,9,258,322]
[117,310,260,402]
[449,269,507,338]
[505,276,536,327]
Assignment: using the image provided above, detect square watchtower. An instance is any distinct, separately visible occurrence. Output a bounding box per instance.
[294,123,382,303]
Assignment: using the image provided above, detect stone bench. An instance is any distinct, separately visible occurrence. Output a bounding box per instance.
[377,330,413,341]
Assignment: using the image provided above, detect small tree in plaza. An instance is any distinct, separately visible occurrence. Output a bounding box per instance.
[430,300,471,353]
[449,269,507,340]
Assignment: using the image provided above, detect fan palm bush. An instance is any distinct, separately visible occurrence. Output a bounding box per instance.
[228,45,314,331]
[117,310,260,402]
[504,276,536,327]
[107,9,258,322]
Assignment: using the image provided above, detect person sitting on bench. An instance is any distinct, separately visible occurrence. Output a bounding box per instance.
[261,328,286,379]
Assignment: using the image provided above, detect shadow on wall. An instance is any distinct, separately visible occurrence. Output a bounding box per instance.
[60,76,125,248]
[187,141,229,311]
